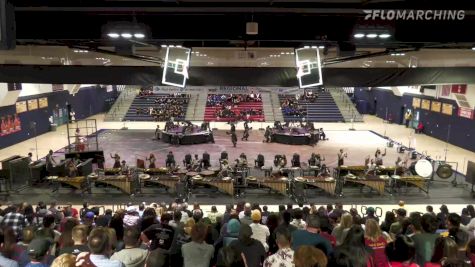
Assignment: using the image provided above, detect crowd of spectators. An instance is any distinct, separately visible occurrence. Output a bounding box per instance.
[207,93,263,121]
[280,97,307,118]
[134,93,189,121]
[206,93,262,107]
[1,201,475,267]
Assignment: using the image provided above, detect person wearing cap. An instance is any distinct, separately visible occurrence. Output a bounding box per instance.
[83,211,96,227]
[111,227,147,267]
[25,238,52,267]
[249,210,270,252]
[228,224,266,267]
[362,207,379,224]
[88,228,124,267]
[291,214,333,256]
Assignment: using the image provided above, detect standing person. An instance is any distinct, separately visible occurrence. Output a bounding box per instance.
[231,132,237,148]
[264,126,271,143]
[88,228,124,267]
[328,225,374,267]
[110,153,121,169]
[404,110,413,128]
[45,150,57,172]
[146,153,156,169]
[182,223,215,267]
[166,151,176,168]
[249,210,270,252]
[242,127,250,141]
[291,215,332,256]
[155,125,161,140]
[110,227,147,267]
[364,219,389,267]
[337,149,347,167]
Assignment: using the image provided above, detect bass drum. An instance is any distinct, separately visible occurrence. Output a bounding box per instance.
[415,159,434,178]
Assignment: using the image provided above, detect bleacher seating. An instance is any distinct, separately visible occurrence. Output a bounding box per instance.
[204,94,265,122]
[123,93,189,121]
[279,92,344,122]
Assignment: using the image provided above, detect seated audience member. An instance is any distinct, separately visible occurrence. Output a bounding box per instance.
[426,237,470,267]
[291,214,333,256]
[50,253,76,267]
[228,224,266,267]
[25,238,52,267]
[144,249,167,267]
[182,223,215,267]
[88,228,124,267]
[218,246,247,267]
[294,245,327,267]
[0,231,18,267]
[142,213,176,253]
[223,219,241,247]
[111,227,147,267]
[385,235,419,267]
[329,225,374,267]
[412,214,441,266]
[332,213,352,246]
[59,225,90,256]
[450,227,470,263]
[249,210,270,252]
[364,219,389,267]
[263,229,294,267]
[290,209,307,230]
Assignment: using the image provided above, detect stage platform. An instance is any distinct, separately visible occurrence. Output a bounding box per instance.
[2,128,472,206]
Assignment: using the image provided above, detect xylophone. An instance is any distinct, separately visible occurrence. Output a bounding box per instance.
[344,174,386,195]
[47,176,89,192]
[95,175,135,195]
[391,175,429,194]
[300,176,336,196]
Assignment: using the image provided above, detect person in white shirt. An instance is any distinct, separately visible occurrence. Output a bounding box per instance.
[249,210,270,252]
[239,203,251,220]
[263,228,294,267]
[290,209,307,230]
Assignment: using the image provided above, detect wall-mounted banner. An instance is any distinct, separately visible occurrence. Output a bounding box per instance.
[153,86,301,95]
[442,103,453,115]
[431,101,441,113]
[421,99,431,110]
[15,101,27,113]
[38,97,48,108]
[0,114,21,136]
[27,99,38,111]
[363,10,465,21]
[458,107,474,119]
[412,97,421,108]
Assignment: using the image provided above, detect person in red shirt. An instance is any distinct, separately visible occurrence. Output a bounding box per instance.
[365,219,389,267]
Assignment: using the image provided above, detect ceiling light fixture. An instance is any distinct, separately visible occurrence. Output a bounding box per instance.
[304,46,310,48]
[354,33,365,38]
[366,33,378,38]
[472,46,475,51]
[107,33,120,38]
[121,33,132,38]
[134,33,145,38]
[161,44,167,48]
[379,33,391,39]
[318,45,325,49]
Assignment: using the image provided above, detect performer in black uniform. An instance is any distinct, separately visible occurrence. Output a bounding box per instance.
[202,152,210,169]
[230,123,236,133]
[146,153,156,169]
[45,150,57,173]
[155,125,161,140]
[242,121,251,141]
[110,153,121,168]
[166,151,176,168]
[264,126,271,143]
[231,132,237,147]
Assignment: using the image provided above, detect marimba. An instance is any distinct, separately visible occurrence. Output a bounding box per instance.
[301,176,336,196]
[48,176,89,192]
[147,176,179,192]
[338,165,396,176]
[197,179,234,196]
[95,175,134,195]
[260,179,288,195]
[144,167,169,175]
[391,175,429,194]
[344,175,386,195]
[104,168,121,175]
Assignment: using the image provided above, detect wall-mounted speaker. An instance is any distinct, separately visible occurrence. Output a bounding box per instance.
[0,0,16,50]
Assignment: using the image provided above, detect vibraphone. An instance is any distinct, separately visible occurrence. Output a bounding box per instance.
[194,179,234,196]
[301,176,336,196]
[146,176,180,192]
[343,175,386,195]
[254,179,288,195]
[48,176,89,193]
[104,168,121,175]
[391,175,429,194]
[338,165,396,176]
[95,175,135,195]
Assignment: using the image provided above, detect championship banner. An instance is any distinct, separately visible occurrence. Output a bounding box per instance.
[421,99,431,110]
[441,85,451,97]
[451,84,467,94]
[458,107,474,119]
[27,99,38,111]
[38,97,48,108]
[15,101,27,113]
[412,97,421,108]
[431,101,441,112]
[0,114,21,136]
[442,103,453,115]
